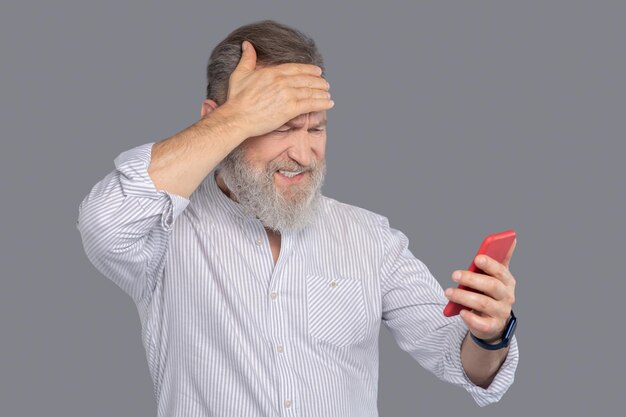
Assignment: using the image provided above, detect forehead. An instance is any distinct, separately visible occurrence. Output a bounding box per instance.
[284,112,327,127]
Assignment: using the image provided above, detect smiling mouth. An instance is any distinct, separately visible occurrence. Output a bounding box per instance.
[275,170,307,182]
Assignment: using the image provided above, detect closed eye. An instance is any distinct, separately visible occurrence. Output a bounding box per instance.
[273,128,326,133]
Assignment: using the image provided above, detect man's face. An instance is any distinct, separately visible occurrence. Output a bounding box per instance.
[214,111,327,234]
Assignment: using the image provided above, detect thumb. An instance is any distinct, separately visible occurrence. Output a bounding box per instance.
[235,40,257,73]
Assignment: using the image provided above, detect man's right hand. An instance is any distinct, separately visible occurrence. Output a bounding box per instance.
[220,40,333,139]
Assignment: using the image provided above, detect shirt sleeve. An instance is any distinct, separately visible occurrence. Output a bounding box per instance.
[76,141,190,304]
[379,217,519,407]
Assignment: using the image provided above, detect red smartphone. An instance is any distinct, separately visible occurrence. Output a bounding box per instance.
[443,229,517,317]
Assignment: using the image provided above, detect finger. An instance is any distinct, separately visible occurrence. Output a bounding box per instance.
[444,287,505,318]
[459,309,502,336]
[274,62,324,76]
[452,270,508,301]
[234,40,257,73]
[289,87,332,101]
[295,97,335,114]
[281,74,330,91]
[474,254,515,286]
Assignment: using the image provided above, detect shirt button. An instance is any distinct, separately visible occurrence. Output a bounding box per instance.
[277,345,284,353]
[284,399,292,408]
[330,281,337,288]
[255,238,263,245]
[270,292,278,300]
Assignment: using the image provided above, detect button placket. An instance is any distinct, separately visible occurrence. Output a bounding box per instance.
[257,229,296,413]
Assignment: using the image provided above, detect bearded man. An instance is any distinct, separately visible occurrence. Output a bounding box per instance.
[77,19,519,417]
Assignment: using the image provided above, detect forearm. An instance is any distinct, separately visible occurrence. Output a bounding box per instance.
[148,105,248,198]
[460,331,509,389]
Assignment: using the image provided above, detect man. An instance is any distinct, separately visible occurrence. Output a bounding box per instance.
[76,19,519,417]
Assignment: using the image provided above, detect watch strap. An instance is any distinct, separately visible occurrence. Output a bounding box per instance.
[470,310,517,350]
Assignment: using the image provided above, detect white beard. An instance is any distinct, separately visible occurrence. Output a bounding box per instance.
[216,145,326,234]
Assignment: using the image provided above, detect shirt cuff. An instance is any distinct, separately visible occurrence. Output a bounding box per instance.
[113,141,190,230]
[442,316,519,407]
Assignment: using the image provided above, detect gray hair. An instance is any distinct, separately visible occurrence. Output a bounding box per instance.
[206,19,326,105]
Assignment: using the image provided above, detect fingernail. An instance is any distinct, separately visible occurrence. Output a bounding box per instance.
[476,256,484,265]
[242,41,247,51]
[445,288,453,296]
[452,271,461,281]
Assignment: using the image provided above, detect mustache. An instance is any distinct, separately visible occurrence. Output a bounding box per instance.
[271,160,321,173]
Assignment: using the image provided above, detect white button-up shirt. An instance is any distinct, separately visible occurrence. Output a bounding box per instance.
[76,142,519,417]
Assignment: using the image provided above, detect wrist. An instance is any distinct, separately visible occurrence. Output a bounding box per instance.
[210,104,251,139]
[469,310,517,350]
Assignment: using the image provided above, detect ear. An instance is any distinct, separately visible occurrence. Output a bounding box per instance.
[200,99,219,118]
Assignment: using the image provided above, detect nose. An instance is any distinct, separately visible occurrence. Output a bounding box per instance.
[284,129,316,169]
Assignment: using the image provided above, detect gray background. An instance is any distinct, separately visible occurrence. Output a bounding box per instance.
[1,1,624,416]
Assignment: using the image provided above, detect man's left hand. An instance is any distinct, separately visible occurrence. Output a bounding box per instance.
[444,238,517,341]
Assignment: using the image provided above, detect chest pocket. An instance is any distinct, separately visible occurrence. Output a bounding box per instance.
[305,273,367,347]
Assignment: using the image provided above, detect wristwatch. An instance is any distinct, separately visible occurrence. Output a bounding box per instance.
[470,310,517,350]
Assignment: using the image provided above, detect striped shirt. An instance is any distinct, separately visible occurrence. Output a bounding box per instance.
[76,141,519,416]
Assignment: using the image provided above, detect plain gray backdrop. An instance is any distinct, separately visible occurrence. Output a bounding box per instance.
[1,1,624,416]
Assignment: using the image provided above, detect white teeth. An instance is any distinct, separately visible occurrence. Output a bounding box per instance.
[278,170,303,178]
